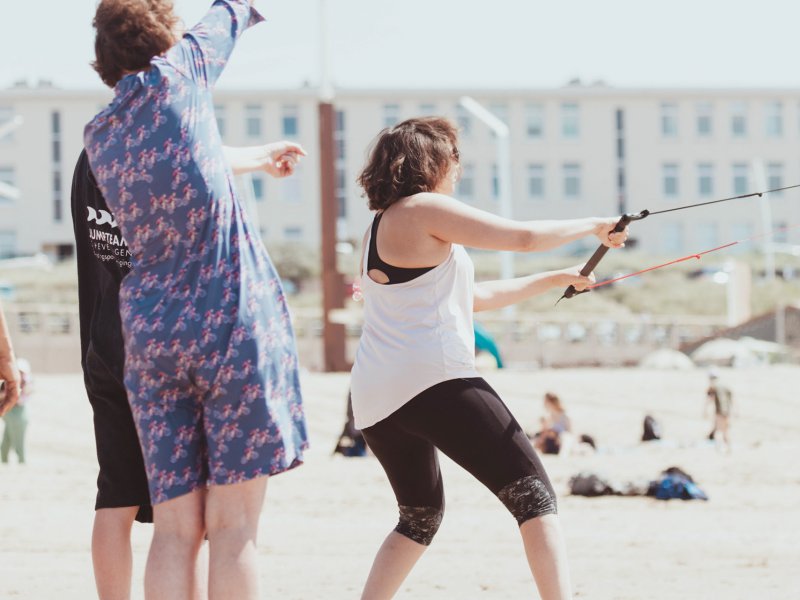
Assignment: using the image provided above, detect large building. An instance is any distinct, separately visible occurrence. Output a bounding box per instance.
[1,81,799,260]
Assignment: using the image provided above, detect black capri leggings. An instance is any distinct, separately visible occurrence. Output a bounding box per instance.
[361,378,557,545]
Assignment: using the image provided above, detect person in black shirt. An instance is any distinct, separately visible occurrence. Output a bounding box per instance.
[71,140,305,599]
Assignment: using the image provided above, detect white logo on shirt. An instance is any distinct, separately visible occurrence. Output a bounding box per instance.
[87,206,118,228]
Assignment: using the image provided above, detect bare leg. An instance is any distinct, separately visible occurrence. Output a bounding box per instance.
[520,514,572,600]
[145,488,206,600]
[360,531,427,600]
[717,416,731,453]
[93,507,139,600]
[205,475,268,600]
[193,539,209,600]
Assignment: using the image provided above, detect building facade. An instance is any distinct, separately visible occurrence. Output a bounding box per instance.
[1,82,799,260]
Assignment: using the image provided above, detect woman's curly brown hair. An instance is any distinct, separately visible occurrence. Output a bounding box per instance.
[358,117,460,211]
[92,0,180,87]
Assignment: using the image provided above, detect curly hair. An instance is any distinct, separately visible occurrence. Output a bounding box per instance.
[358,117,460,211]
[92,0,180,87]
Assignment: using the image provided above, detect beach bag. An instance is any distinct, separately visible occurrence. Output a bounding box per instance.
[569,472,617,496]
[653,469,708,501]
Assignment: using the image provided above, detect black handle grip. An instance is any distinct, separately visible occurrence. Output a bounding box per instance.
[561,214,633,299]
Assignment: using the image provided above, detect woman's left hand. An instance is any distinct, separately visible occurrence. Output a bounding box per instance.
[557,264,596,291]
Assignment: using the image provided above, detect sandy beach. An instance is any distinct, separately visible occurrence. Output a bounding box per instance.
[1,366,798,599]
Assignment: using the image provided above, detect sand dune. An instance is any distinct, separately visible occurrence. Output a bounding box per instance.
[1,367,798,599]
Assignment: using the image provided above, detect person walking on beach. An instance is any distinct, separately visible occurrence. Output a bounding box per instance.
[85,1,308,598]
[706,370,733,452]
[0,301,20,417]
[350,116,628,599]
[72,135,304,597]
[1,357,30,464]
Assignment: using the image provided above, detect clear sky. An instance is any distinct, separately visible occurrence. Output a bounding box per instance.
[2,0,800,91]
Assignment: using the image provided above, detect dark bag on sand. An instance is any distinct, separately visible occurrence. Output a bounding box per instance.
[642,415,662,442]
[649,467,708,501]
[569,472,617,496]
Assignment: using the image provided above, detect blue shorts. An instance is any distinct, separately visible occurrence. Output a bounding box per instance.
[125,296,308,504]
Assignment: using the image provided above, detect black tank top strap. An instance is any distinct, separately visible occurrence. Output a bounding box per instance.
[367,213,435,285]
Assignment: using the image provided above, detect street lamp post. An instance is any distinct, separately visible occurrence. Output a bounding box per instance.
[458,97,514,282]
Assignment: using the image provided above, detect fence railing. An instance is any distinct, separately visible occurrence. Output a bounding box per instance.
[2,303,729,373]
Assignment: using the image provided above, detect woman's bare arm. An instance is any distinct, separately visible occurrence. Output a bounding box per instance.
[473,265,594,312]
[411,193,627,253]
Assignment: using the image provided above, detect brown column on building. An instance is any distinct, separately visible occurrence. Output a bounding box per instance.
[319,101,348,372]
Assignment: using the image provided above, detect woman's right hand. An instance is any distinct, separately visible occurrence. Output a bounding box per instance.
[556,264,596,291]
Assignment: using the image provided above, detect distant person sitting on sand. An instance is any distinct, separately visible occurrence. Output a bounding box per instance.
[531,392,572,455]
[1,358,31,464]
[333,390,367,457]
[706,370,733,451]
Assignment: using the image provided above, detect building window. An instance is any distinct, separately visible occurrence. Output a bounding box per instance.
[53,171,62,222]
[696,102,713,137]
[696,222,718,249]
[697,163,713,197]
[245,104,262,138]
[563,163,581,199]
[489,102,509,124]
[419,103,436,116]
[252,174,264,201]
[765,101,783,138]
[489,103,509,139]
[282,166,302,203]
[732,163,749,195]
[525,103,544,138]
[0,107,15,142]
[561,103,579,138]
[455,104,471,137]
[731,222,754,244]
[662,163,679,198]
[383,104,400,128]
[662,222,684,254]
[334,109,347,217]
[730,102,747,137]
[661,102,678,137]
[457,163,475,201]
[767,162,783,194]
[527,164,545,199]
[283,226,303,240]
[774,220,788,244]
[0,166,15,203]
[336,167,347,218]
[214,104,226,139]
[0,231,16,258]
[51,110,62,164]
[491,164,499,200]
[282,104,299,137]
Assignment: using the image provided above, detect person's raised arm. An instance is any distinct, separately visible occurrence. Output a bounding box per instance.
[223,142,307,177]
[169,0,265,87]
[413,193,627,253]
[0,302,20,416]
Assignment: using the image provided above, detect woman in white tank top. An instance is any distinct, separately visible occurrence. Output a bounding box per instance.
[351,117,627,600]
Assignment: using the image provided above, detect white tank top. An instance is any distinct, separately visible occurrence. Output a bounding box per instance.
[350,229,480,429]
